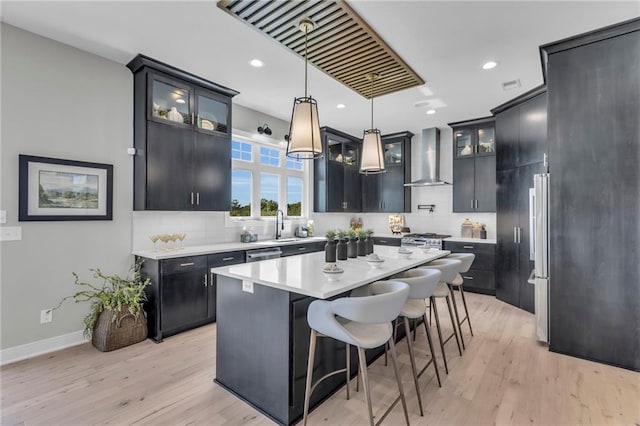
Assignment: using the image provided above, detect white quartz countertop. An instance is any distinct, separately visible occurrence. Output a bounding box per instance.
[133,236,327,260]
[211,245,450,299]
[444,237,496,244]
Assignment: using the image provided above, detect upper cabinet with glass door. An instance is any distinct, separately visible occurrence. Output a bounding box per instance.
[451,117,495,158]
[148,73,230,135]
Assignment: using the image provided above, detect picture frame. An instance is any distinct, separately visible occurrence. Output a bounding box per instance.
[19,155,113,221]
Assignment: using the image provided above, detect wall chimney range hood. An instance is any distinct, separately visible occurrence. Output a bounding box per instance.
[404,127,450,186]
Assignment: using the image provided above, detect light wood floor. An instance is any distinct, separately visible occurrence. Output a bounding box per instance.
[2,292,638,426]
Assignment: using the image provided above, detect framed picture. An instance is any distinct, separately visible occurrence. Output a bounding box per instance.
[19,155,113,221]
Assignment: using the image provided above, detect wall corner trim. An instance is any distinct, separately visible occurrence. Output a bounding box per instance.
[1,330,87,366]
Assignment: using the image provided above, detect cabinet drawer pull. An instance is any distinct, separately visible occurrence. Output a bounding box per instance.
[462,276,474,280]
[298,247,306,251]
[379,240,387,243]
[463,245,474,249]
[180,262,195,267]
[222,257,234,261]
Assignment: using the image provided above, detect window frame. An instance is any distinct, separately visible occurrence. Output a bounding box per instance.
[228,133,309,222]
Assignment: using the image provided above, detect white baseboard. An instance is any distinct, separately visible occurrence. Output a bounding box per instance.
[1,330,88,366]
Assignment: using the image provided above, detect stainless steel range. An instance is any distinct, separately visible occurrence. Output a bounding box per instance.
[400,233,451,250]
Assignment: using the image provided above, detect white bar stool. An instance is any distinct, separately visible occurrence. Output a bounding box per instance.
[390,268,443,416]
[418,258,463,374]
[446,253,476,339]
[303,281,411,426]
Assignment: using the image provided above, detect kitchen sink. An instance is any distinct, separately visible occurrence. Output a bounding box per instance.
[255,238,301,245]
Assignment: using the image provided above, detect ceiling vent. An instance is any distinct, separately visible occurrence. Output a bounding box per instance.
[217,0,425,98]
[502,79,522,91]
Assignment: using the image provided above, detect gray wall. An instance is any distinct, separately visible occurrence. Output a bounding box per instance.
[0,24,133,349]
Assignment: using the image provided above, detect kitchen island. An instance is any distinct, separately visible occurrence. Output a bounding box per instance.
[211,245,449,425]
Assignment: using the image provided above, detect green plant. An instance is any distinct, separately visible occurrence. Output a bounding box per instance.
[357,229,367,239]
[365,228,374,237]
[325,230,336,240]
[337,230,348,240]
[54,258,151,338]
[347,229,357,239]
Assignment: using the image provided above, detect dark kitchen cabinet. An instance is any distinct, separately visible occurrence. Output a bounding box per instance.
[128,54,238,211]
[372,236,402,246]
[140,250,245,341]
[541,19,640,371]
[443,241,496,295]
[314,127,361,212]
[450,117,496,212]
[492,86,548,313]
[280,241,325,257]
[362,131,413,213]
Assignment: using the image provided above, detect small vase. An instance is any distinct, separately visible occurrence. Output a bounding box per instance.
[357,238,366,256]
[365,236,374,255]
[337,239,348,260]
[325,240,337,262]
[347,238,358,258]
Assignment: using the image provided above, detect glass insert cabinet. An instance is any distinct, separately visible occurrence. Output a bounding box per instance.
[148,73,231,134]
[454,124,495,158]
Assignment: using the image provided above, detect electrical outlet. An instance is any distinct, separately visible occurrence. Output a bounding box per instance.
[40,309,53,324]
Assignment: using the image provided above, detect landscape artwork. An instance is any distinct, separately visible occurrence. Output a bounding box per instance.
[19,155,113,221]
[38,170,99,209]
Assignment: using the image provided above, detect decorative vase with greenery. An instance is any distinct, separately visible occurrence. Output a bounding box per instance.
[325,230,337,262]
[336,230,348,260]
[347,229,358,258]
[55,258,151,352]
[365,229,375,254]
[357,230,367,256]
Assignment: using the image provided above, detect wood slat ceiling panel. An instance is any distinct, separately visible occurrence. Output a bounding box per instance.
[217,0,425,98]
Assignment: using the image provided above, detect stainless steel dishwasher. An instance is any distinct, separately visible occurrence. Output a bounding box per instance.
[245,247,282,262]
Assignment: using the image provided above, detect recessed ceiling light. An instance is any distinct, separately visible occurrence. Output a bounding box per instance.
[482,61,499,70]
[249,59,264,68]
[336,104,346,109]
[426,109,436,115]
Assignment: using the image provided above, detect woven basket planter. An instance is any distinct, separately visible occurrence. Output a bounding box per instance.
[92,307,147,352]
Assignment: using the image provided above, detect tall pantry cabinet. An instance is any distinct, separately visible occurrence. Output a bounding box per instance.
[541,18,639,371]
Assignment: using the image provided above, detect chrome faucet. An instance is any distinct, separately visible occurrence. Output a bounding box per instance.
[275,209,284,239]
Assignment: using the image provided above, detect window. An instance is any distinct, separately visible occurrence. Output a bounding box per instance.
[287,177,302,216]
[232,141,252,161]
[230,138,307,218]
[260,147,279,166]
[260,173,279,216]
[231,170,251,216]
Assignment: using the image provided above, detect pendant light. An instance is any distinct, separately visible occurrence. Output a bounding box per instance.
[286,19,322,159]
[360,73,386,174]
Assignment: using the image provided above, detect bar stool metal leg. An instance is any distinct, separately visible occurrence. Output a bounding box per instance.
[303,329,318,426]
[445,295,463,356]
[459,285,474,336]
[430,296,449,374]
[422,313,442,387]
[448,285,466,350]
[388,337,411,426]
[346,343,351,400]
[357,347,375,426]
[403,317,424,416]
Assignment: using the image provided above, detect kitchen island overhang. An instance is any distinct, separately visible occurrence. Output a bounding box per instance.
[212,246,449,425]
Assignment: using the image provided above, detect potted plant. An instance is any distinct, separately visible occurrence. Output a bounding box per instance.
[347,229,358,258]
[336,230,348,260]
[55,258,151,352]
[325,230,337,262]
[357,230,367,257]
[365,229,375,254]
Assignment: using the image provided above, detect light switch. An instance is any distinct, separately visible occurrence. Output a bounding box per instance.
[0,210,6,223]
[0,227,22,241]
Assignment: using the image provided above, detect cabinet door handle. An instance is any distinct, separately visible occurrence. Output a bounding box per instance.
[462,275,474,280]
[190,192,194,205]
[463,245,474,249]
[204,273,208,287]
[210,272,214,287]
[180,262,195,267]
[475,199,478,209]
[471,199,474,209]
[514,227,518,243]
[196,192,200,205]
[517,227,522,244]
[222,257,234,261]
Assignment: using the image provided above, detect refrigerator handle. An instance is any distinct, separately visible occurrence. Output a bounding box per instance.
[529,188,536,261]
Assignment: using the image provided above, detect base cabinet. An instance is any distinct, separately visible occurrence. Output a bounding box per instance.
[371,236,402,247]
[442,241,496,295]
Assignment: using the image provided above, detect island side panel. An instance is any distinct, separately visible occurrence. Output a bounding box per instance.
[216,276,291,425]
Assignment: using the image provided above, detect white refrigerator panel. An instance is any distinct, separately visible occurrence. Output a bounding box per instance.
[535,277,549,343]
